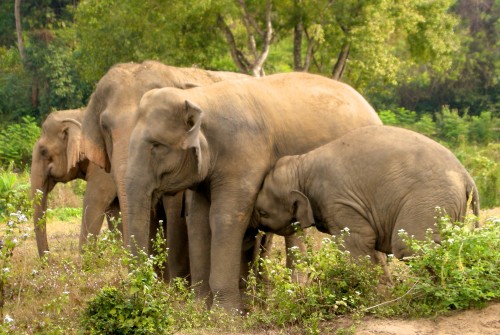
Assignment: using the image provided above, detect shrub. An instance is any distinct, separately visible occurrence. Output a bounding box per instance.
[0,116,40,169]
[454,143,500,208]
[246,232,382,333]
[389,212,500,316]
[435,107,468,144]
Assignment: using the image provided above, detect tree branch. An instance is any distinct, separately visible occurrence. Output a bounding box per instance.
[217,14,250,74]
[251,0,273,77]
[331,42,350,80]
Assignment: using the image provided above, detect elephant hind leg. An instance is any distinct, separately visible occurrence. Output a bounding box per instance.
[330,205,390,279]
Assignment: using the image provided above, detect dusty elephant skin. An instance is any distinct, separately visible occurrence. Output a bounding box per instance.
[125,72,382,312]
[254,125,480,272]
[81,61,249,281]
[30,109,120,257]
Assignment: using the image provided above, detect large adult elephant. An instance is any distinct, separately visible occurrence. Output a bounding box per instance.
[30,109,120,257]
[125,72,383,312]
[81,61,250,280]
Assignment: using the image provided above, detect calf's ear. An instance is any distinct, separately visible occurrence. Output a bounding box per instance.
[182,100,204,172]
[290,190,315,229]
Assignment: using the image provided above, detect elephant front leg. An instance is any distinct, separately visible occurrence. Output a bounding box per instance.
[163,192,190,283]
[79,178,118,252]
[186,190,212,306]
[208,196,255,313]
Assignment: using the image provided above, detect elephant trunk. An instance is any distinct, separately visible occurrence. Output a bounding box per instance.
[30,146,53,257]
[126,178,152,257]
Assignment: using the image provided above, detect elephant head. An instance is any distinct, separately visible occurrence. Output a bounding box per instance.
[81,61,247,246]
[254,156,315,236]
[30,109,85,257]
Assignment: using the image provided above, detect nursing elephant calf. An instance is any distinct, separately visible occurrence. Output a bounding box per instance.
[125,72,382,312]
[30,109,120,257]
[254,125,480,276]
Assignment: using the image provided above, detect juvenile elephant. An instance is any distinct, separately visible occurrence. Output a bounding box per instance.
[125,72,382,312]
[254,125,480,274]
[30,109,120,257]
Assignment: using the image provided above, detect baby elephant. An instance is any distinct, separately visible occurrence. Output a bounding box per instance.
[254,125,479,268]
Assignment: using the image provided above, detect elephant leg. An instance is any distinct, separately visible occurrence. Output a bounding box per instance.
[149,200,169,281]
[285,233,307,284]
[331,205,385,277]
[105,197,121,232]
[79,171,118,252]
[208,185,261,313]
[163,192,190,284]
[186,189,212,305]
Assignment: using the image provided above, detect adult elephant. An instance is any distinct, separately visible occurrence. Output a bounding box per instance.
[125,72,383,312]
[30,109,120,257]
[81,61,250,280]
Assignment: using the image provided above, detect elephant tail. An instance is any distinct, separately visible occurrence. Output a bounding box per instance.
[465,175,480,227]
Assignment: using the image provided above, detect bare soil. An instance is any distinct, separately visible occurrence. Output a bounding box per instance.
[353,302,500,335]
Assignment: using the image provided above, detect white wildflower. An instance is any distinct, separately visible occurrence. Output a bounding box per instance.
[4,315,13,323]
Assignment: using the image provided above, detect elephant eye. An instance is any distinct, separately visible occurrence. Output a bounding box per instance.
[258,210,269,219]
[39,146,49,158]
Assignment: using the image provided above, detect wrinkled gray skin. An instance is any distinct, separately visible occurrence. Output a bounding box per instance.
[255,125,480,276]
[125,72,382,312]
[81,61,286,282]
[30,109,120,257]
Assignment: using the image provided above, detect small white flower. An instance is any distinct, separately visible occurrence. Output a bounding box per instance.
[287,289,294,295]
[12,238,18,245]
[342,227,350,232]
[32,269,38,276]
[289,246,299,251]
[4,315,13,323]
[7,220,14,227]
[355,291,361,295]
[3,268,9,273]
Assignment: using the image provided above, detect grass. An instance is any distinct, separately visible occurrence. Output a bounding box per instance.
[0,209,498,334]
[0,159,498,334]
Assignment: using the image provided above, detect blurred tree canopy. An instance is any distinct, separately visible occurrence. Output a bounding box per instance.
[0,0,498,124]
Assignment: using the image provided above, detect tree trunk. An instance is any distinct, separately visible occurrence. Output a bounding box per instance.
[332,43,350,80]
[14,0,25,62]
[293,20,304,71]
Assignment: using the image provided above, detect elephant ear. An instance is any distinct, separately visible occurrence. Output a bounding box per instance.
[290,190,315,229]
[81,95,111,171]
[182,100,204,173]
[61,118,82,173]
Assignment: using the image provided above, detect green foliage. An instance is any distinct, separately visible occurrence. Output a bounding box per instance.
[75,0,233,83]
[0,168,33,320]
[45,207,82,221]
[245,232,382,333]
[0,116,40,169]
[0,167,31,221]
[455,143,500,208]
[0,47,32,122]
[435,107,469,144]
[389,213,500,316]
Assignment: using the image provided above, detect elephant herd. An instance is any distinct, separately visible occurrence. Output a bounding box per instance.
[30,60,479,313]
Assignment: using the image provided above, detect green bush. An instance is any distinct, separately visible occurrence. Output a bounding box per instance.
[454,143,500,208]
[389,213,500,316]
[0,116,40,169]
[246,232,382,333]
[435,107,469,144]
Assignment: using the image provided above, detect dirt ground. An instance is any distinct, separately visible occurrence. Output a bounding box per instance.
[353,302,500,335]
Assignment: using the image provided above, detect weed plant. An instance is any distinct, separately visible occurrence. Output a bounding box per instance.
[382,212,500,317]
